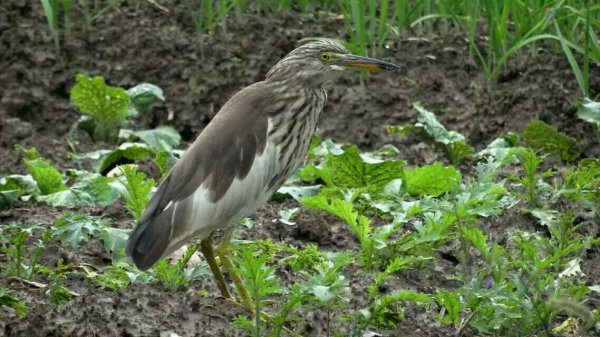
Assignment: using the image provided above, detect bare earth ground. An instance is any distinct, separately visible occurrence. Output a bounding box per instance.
[1,1,599,337]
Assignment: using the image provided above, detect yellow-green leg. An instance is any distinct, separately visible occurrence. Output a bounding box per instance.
[200,234,232,300]
[215,229,253,311]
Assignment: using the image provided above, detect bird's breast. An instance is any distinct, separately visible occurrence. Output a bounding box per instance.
[266,88,327,191]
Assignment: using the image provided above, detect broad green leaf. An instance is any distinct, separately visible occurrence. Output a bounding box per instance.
[101,227,131,263]
[523,120,579,162]
[0,190,19,211]
[311,285,334,301]
[52,213,110,249]
[381,290,432,304]
[126,83,164,117]
[18,148,67,195]
[153,150,178,175]
[0,174,40,211]
[0,174,40,195]
[323,146,405,192]
[275,184,321,201]
[405,163,461,196]
[132,126,180,151]
[74,143,155,174]
[577,98,600,128]
[70,74,130,141]
[38,173,119,208]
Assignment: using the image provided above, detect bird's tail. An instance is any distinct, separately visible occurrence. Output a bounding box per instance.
[126,182,181,270]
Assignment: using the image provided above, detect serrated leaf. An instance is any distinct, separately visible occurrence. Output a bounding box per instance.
[405,163,461,196]
[301,195,359,227]
[126,83,164,117]
[95,266,130,291]
[434,290,461,324]
[70,74,130,141]
[523,120,579,162]
[132,126,180,151]
[410,103,474,163]
[413,102,465,145]
[117,165,155,220]
[53,213,110,249]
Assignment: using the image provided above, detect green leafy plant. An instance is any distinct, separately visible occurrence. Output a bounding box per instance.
[18,146,66,195]
[152,243,210,290]
[0,223,50,279]
[116,165,155,220]
[70,74,130,142]
[404,163,461,196]
[234,244,282,337]
[0,175,39,211]
[0,288,28,318]
[47,259,73,306]
[523,120,580,162]
[70,74,164,142]
[301,145,404,194]
[71,126,181,175]
[52,213,110,249]
[513,148,553,207]
[389,103,474,164]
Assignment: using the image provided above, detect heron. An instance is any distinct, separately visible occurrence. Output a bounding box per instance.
[126,38,400,308]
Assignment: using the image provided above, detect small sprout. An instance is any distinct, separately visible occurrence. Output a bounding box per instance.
[0,288,28,318]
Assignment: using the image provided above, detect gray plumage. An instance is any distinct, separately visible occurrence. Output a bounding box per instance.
[126,38,400,271]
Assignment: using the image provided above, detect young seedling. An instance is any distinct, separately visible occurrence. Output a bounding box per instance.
[47,259,73,306]
[0,288,28,318]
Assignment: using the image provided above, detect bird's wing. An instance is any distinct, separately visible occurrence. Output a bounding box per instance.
[126,82,275,269]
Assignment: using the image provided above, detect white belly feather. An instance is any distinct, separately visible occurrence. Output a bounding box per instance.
[182,141,279,239]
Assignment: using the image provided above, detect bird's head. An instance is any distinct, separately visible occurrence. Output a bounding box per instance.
[266,38,401,86]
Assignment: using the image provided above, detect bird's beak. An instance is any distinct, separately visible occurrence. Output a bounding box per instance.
[339,54,401,72]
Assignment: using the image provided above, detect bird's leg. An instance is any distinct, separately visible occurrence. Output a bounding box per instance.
[215,228,253,311]
[199,233,233,300]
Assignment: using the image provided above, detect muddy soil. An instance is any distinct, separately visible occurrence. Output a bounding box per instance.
[1,1,599,337]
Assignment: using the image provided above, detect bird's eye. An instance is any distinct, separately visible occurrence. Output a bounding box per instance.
[319,53,330,61]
